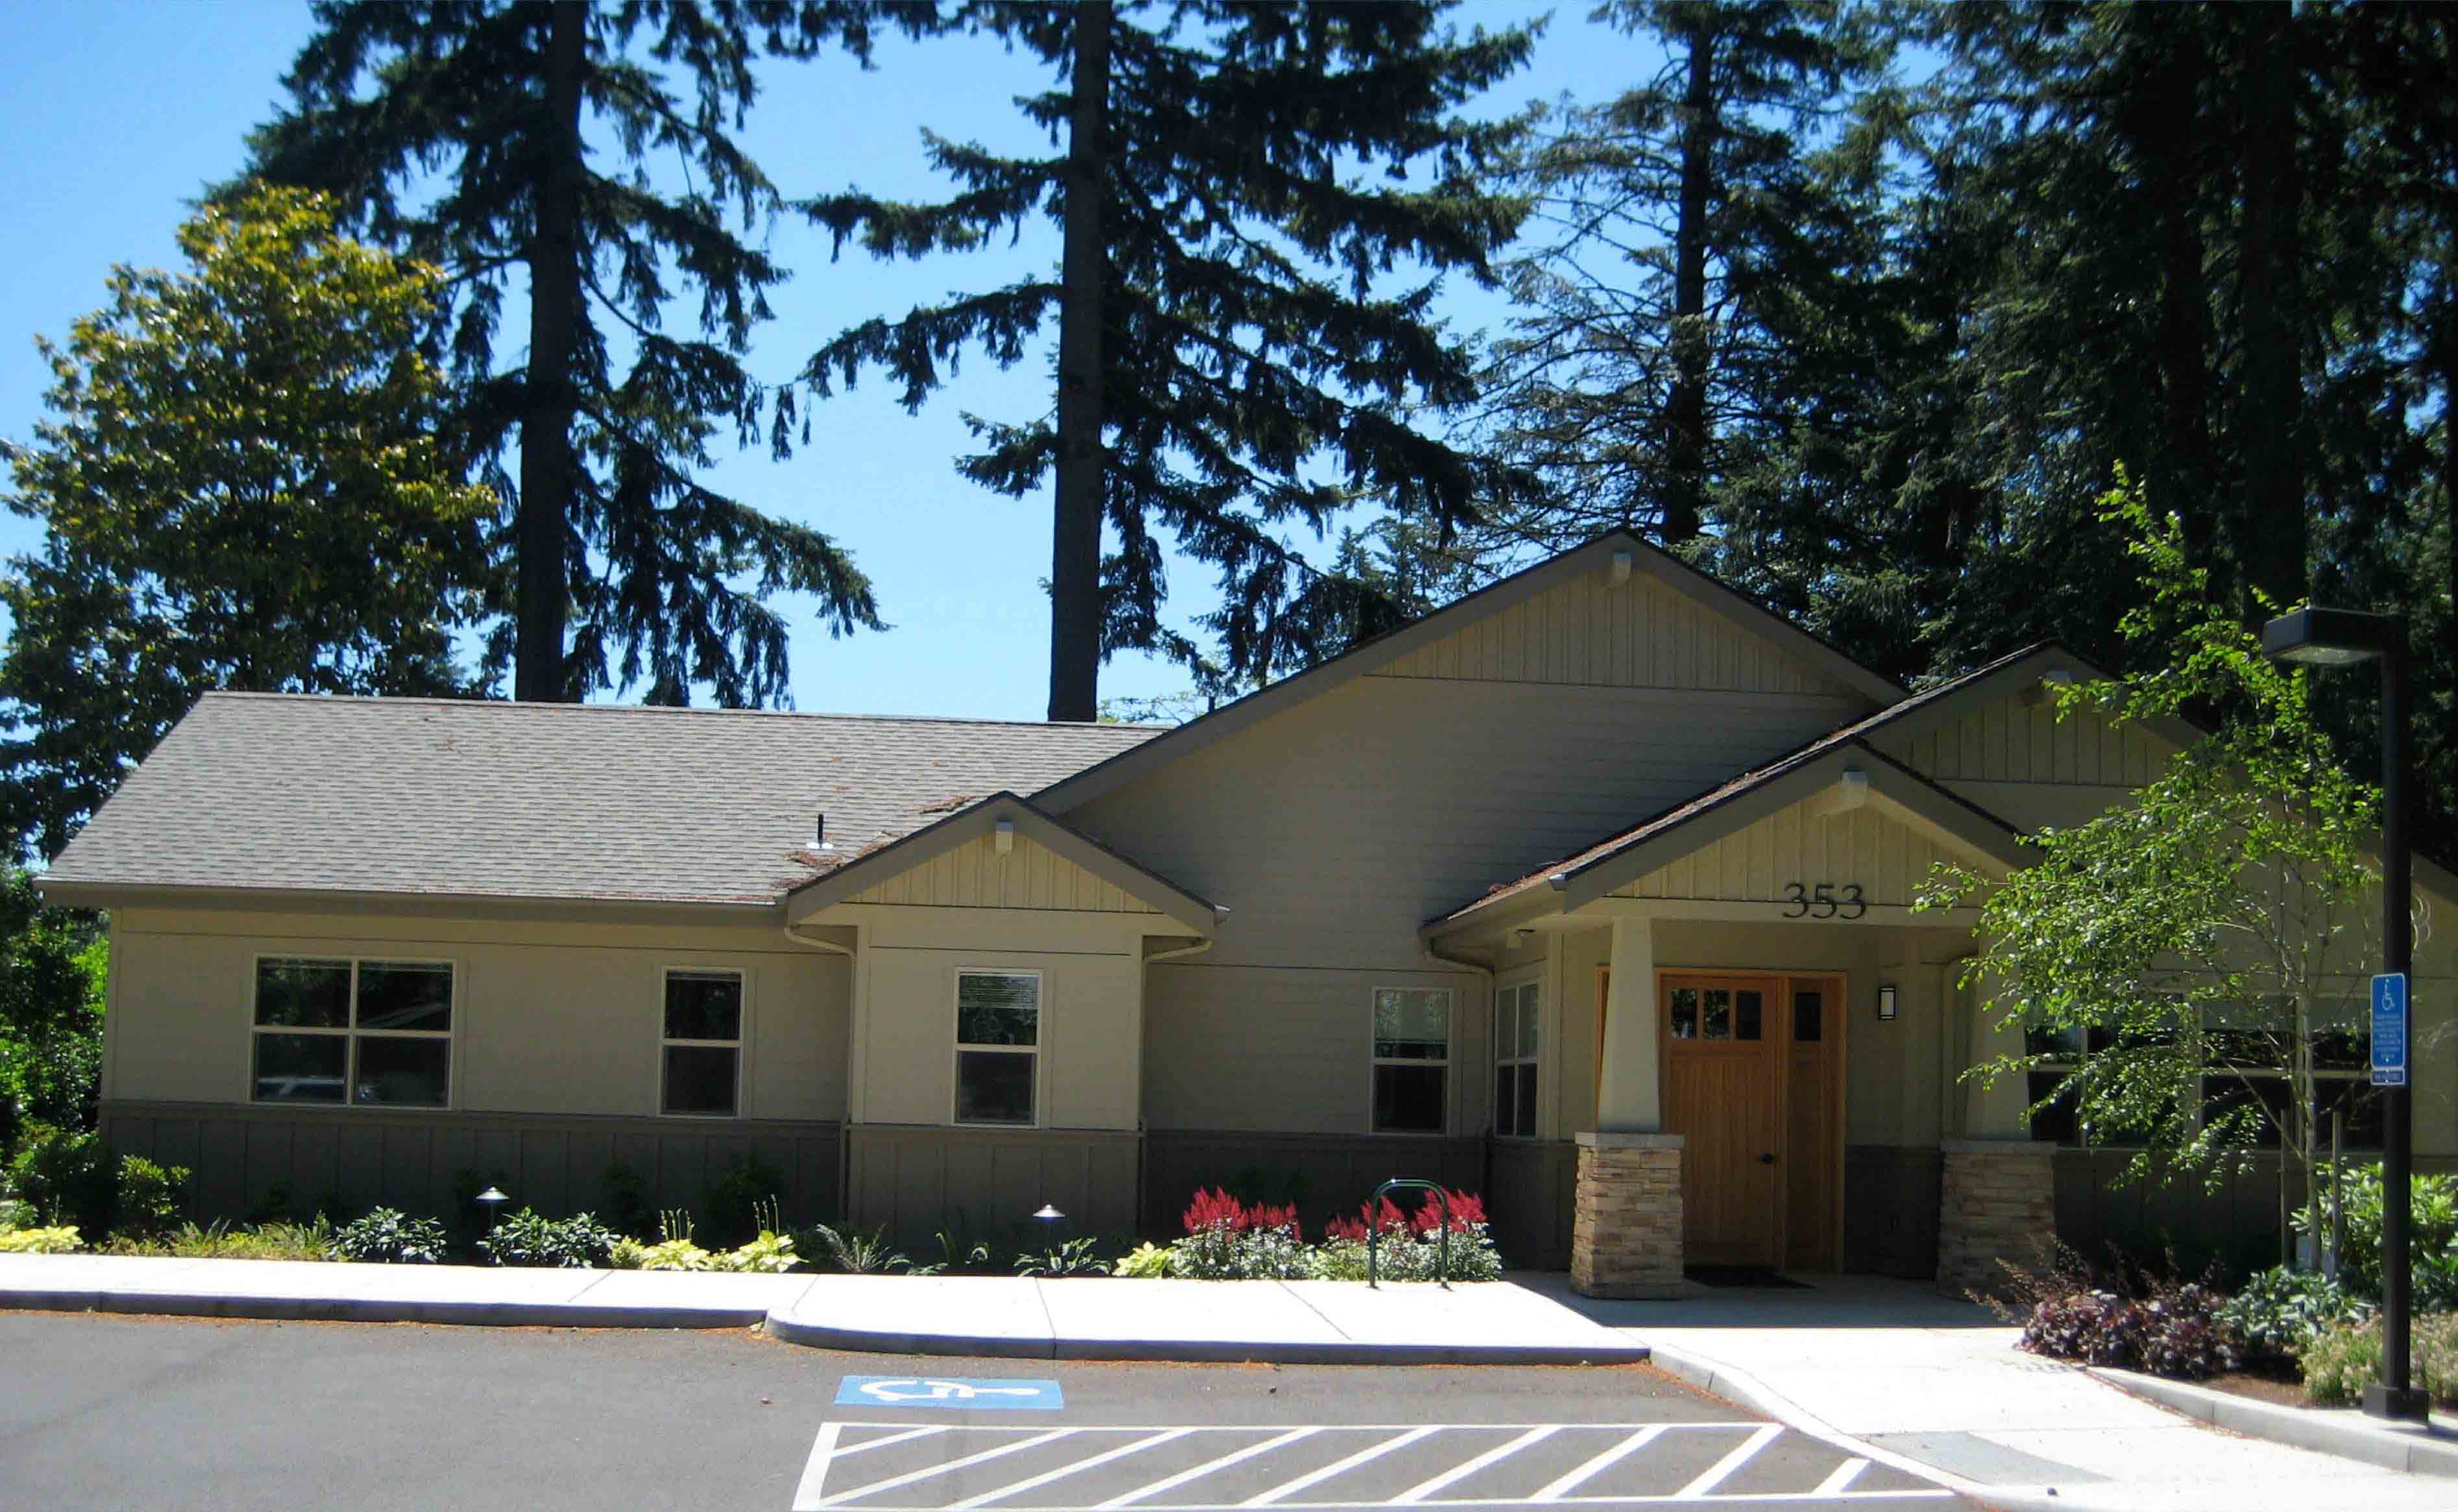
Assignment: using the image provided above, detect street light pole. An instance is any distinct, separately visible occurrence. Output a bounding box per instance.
[2261,605,2428,1423]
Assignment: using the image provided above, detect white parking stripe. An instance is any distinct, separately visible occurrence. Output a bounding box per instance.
[794,1423,844,1510]
[1390,1426,1558,1504]
[1239,1426,1439,1507]
[1810,1457,1869,1496]
[836,1426,953,1460]
[1095,1427,1324,1509]
[952,1430,1194,1509]
[1671,1424,1783,1500]
[1527,1426,1668,1502]
[818,1428,1077,1508]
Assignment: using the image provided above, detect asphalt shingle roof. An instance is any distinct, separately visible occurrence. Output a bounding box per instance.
[45,693,1165,907]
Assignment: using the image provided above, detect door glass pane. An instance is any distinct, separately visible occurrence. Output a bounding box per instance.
[956,1050,1034,1124]
[356,1035,450,1106]
[356,962,453,1032]
[1794,990,1823,1043]
[1702,988,1732,1040]
[1734,990,1762,1042]
[957,973,1038,1046]
[253,1033,346,1103]
[256,959,350,1028]
[665,971,742,1041]
[1669,986,1699,1039]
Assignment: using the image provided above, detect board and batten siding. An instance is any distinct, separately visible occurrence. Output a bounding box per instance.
[1609,793,1975,909]
[1865,693,2173,835]
[1372,567,1853,698]
[842,831,1160,914]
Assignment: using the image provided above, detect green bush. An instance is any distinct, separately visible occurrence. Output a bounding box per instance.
[600,1161,653,1239]
[2302,1314,2458,1408]
[2215,1266,2374,1370]
[333,1208,449,1264]
[0,1197,33,1228]
[5,1124,114,1233]
[703,1153,785,1247]
[476,1208,617,1268]
[0,1223,80,1253]
[113,1156,189,1240]
[2296,1164,2458,1311]
[103,1218,335,1261]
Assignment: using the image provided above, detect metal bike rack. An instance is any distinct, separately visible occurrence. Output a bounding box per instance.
[1365,1177,1451,1289]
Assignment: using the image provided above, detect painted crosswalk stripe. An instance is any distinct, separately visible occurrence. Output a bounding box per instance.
[1239,1426,1439,1507]
[951,1429,1194,1509]
[1526,1425,1668,1503]
[816,1427,1077,1507]
[1671,1424,1783,1500]
[1095,1427,1324,1509]
[1389,1426,1558,1505]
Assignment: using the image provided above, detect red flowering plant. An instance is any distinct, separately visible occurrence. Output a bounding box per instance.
[1171,1188,1307,1279]
[1313,1189,1502,1282]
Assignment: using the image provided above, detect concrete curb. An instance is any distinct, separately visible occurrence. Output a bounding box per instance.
[2086,1367,2458,1478]
[2,1286,769,1330]
[761,1309,1656,1367]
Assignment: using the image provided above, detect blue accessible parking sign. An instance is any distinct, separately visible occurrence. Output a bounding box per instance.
[833,1376,1065,1410]
[2372,972,2409,1088]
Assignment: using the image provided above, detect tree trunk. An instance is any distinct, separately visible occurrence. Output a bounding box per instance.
[515,0,587,703]
[2147,14,2219,576]
[1046,0,1111,723]
[1660,22,1714,547]
[2232,1,2308,616]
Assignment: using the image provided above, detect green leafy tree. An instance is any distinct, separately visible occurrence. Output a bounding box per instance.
[1924,485,2394,1264]
[0,186,494,858]
[0,866,108,1147]
[799,1,1534,718]
[248,0,898,705]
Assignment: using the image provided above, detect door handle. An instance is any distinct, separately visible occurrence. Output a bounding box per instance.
[1758,1152,1777,1165]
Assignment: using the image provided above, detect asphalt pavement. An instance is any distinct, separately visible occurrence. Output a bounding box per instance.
[0,1312,1972,1512]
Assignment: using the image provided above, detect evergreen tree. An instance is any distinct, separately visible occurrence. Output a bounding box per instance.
[0,188,494,858]
[247,0,897,705]
[797,1,1533,719]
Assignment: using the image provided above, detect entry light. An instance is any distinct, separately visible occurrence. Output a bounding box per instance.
[1877,985,1898,1021]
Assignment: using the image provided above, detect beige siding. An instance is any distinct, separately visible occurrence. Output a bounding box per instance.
[103,907,847,1122]
[1371,568,1859,698]
[1609,794,1973,908]
[843,831,1161,914]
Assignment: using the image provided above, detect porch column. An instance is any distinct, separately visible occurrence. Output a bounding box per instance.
[1937,971,2054,1297]
[1572,913,1685,1296]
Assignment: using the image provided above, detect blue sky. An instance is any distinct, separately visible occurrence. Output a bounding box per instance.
[1,0,1650,722]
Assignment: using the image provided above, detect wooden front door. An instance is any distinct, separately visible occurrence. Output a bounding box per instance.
[1661,975,1784,1266]
[1783,977,1844,1270]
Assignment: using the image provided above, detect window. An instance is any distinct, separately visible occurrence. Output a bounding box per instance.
[663,969,744,1117]
[955,971,1038,1125]
[1373,988,1450,1134]
[252,957,452,1107]
[1493,981,1540,1139]
[1667,982,1764,1042]
[2021,1009,2381,1151]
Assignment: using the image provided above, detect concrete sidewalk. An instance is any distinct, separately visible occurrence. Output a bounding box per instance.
[1529,1273,2458,1512]
[0,1253,1651,1365]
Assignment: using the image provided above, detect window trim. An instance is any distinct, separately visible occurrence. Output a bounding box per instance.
[1492,974,1541,1141]
[247,953,458,1111]
[952,967,1043,1129]
[1369,984,1454,1138]
[659,964,750,1120]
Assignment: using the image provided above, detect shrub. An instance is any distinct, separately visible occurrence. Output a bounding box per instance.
[6,1124,114,1233]
[477,1208,616,1268]
[333,1208,449,1265]
[703,1154,785,1247]
[2002,1249,2241,1380]
[2295,1164,2458,1312]
[113,1156,189,1240]
[1113,1242,1173,1278]
[800,1222,911,1274]
[0,1224,80,1253]
[0,1197,32,1228]
[103,1218,335,1261]
[1014,1236,1109,1278]
[2215,1266,2374,1371]
[2303,1314,2458,1408]
[600,1161,653,1240]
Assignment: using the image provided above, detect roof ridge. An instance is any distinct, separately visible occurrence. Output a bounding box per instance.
[195,690,1170,733]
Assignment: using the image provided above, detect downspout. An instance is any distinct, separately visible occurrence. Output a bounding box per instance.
[1140,930,1219,1236]
[783,918,858,1223]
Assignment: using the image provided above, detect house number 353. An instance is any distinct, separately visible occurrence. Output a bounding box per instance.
[1782,882,1868,919]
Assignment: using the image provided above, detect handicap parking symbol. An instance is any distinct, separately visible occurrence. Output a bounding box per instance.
[833,1375,1065,1410]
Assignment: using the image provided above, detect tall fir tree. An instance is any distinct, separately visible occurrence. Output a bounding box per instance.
[246,0,897,705]
[796,1,1534,718]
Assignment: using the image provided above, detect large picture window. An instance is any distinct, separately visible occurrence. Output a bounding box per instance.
[955,971,1039,1126]
[252,957,452,1107]
[1493,981,1540,1139]
[2023,1008,2381,1151]
[663,969,744,1117]
[1372,988,1451,1134]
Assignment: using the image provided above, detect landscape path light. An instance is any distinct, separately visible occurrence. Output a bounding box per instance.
[476,1186,510,1237]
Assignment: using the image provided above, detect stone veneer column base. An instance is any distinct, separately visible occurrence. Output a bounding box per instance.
[1570,1132,1686,1299]
[1936,1138,2056,1299]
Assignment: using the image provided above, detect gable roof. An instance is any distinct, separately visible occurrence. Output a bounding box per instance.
[41,693,1163,910]
[784,791,1221,935]
[1032,531,1907,814]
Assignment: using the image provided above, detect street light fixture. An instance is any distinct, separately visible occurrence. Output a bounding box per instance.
[2261,605,2428,1423]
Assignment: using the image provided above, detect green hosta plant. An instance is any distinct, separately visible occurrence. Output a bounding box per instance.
[0,1223,79,1253]
[1113,1243,1174,1278]
[332,1208,449,1265]
[720,1230,801,1274]
[2215,1266,2374,1369]
[1014,1236,1108,1278]
[477,1209,616,1269]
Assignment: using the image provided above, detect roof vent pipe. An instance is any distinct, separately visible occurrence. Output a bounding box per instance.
[814,812,833,851]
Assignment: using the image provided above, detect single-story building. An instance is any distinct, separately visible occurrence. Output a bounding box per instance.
[38,533,2458,1291]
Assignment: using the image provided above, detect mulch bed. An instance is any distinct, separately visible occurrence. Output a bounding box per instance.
[2200,1371,2315,1409]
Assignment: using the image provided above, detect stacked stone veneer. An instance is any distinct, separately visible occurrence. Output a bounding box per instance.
[1936,1138,2056,1299]
[1569,1132,1685,1298]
